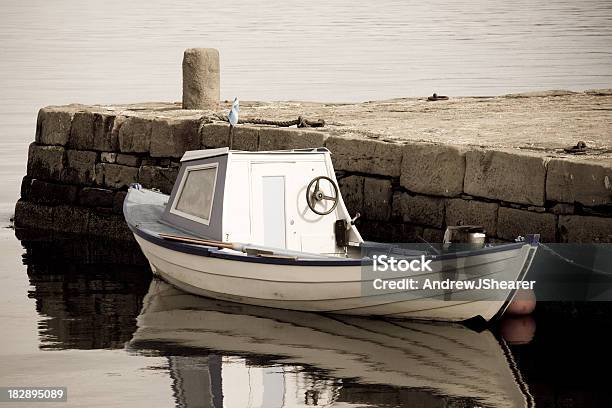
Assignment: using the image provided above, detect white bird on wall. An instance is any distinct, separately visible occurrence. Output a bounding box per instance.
[228,97,239,149]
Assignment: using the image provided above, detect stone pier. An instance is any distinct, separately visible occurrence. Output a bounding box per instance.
[14,90,612,243]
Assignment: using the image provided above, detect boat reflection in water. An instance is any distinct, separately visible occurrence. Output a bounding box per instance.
[129,279,533,408]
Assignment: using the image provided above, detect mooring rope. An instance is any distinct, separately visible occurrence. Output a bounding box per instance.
[539,243,611,275]
[215,113,325,128]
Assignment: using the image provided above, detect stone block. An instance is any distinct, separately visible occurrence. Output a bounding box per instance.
[150,118,200,158]
[109,115,126,151]
[559,215,612,243]
[325,137,402,177]
[182,48,220,110]
[55,205,91,234]
[20,176,32,200]
[28,179,78,205]
[14,201,90,235]
[101,152,117,163]
[88,211,133,241]
[259,128,327,151]
[401,143,466,197]
[550,203,575,215]
[546,158,612,206]
[79,187,115,208]
[29,179,78,205]
[138,165,179,194]
[113,191,127,214]
[92,113,118,151]
[423,228,445,243]
[26,144,65,181]
[445,198,499,236]
[338,176,364,216]
[464,149,547,206]
[68,111,95,150]
[363,178,392,221]
[527,206,546,213]
[35,108,73,146]
[161,159,180,168]
[201,123,229,148]
[95,163,138,189]
[358,220,424,243]
[116,154,141,167]
[118,117,152,153]
[392,193,445,228]
[232,126,259,151]
[63,149,98,185]
[67,109,117,151]
[141,157,157,166]
[14,199,56,231]
[201,123,260,151]
[497,207,556,242]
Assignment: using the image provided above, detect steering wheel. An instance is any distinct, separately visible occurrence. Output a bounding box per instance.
[306,176,339,216]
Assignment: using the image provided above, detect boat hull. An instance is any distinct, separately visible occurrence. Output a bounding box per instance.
[134,233,536,322]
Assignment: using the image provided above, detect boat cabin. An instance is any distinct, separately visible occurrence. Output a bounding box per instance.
[161,147,363,255]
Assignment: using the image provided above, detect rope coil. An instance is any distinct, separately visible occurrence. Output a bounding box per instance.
[215,113,325,128]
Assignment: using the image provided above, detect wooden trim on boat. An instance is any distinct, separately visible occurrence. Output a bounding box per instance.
[158,233,235,249]
[131,224,532,267]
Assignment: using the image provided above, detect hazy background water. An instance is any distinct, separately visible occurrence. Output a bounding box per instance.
[1,0,612,218]
[1,0,612,219]
[1,1,612,406]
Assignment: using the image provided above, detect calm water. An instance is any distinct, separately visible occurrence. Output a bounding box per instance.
[1,1,612,407]
[1,233,611,407]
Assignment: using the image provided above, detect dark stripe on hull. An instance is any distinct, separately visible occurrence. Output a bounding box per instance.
[131,224,529,267]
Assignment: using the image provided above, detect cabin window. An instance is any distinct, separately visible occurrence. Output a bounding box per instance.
[171,163,218,225]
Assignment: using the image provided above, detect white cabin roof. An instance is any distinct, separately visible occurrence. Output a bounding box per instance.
[180,147,330,162]
[180,147,229,162]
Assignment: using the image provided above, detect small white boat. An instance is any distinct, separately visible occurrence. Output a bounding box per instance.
[124,147,538,323]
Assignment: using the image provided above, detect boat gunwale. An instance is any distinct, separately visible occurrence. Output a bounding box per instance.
[130,223,531,267]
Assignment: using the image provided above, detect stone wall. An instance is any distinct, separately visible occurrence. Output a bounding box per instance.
[14,104,612,243]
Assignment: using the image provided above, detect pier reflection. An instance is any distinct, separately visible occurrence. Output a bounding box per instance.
[20,232,151,350]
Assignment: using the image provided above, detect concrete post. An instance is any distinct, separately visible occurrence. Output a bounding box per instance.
[182,48,220,110]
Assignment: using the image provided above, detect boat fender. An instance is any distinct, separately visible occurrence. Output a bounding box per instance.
[335,220,349,247]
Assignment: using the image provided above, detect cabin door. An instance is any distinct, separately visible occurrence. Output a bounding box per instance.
[251,163,296,250]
